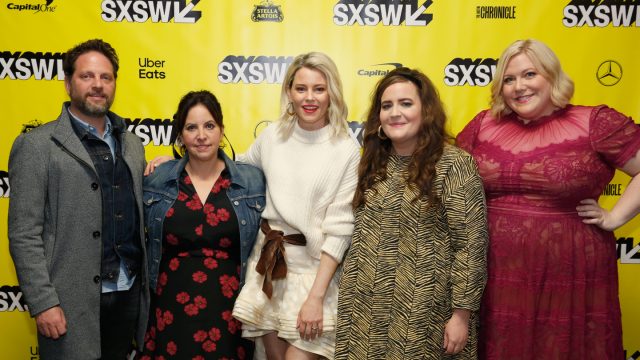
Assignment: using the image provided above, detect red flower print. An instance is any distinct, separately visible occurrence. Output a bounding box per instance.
[203,203,215,214]
[220,275,239,298]
[220,237,231,248]
[185,303,200,316]
[213,178,231,193]
[165,233,178,246]
[187,195,203,210]
[217,208,230,222]
[169,258,180,271]
[163,310,174,325]
[208,327,221,341]
[139,356,151,360]
[145,339,156,351]
[149,326,157,339]
[215,250,229,260]
[177,191,188,201]
[176,292,190,304]
[222,310,233,321]
[178,251,189,257]
[202,339,217,352]
[194,295,207,309]
[228,317,240,334]
[206,212,220,227]
[157,317,166,331]
[238,346,246,359]
[156,285,163,296]
[184,175,192,184]
[195,224,203,236]
[193,330,207,342]
[158,272,168,286]
[192,356,205,360]
[156,356,166,360]
[202,248,214,257]
[192,271,208,283]
[166,341,177,356]
[165,207,175,218]
[203,257,218,270]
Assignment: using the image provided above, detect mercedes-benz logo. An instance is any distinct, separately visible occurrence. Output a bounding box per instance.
[596,60,622,86]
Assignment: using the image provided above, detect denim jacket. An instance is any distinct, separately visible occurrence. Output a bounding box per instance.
[143,150,265,292]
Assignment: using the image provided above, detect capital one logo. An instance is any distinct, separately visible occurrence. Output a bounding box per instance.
[0,171,9,198]
[101,0,202,23]
[333,0,433,26]
[0,286,27,312]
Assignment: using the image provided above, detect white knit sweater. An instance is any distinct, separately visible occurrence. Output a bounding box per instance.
[240,121,360,262]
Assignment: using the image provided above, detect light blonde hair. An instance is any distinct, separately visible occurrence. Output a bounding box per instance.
[278,52,348,139]
[490,39,574,118]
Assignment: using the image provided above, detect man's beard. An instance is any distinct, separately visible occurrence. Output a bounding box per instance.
[75,95,112,118]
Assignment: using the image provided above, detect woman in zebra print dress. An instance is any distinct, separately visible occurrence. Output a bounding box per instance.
[335,67,488,359]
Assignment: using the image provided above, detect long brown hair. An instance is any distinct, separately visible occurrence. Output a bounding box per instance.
[353,67,451,208]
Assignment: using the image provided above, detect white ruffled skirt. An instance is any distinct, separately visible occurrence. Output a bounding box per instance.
[233,221,340,359]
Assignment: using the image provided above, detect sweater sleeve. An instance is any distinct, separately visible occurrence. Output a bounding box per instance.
[443,152,488,311]
[237,124,271,168]
[320,145,360,262]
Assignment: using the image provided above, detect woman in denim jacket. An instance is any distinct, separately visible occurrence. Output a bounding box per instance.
[138,90,265,359]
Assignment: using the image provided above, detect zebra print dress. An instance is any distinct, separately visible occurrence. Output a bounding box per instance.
[335,145,488,360]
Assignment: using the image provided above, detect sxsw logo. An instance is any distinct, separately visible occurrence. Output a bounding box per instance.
[217,55,294,84]
[617,237,640,264]
[125,118,173,146]
[0,286,28,312]
[563,0,640,27]
[333,0,433,26]
[444,58,498,86]
[101,0,202,23]
[0,51,65,80]
[0,171,9,198]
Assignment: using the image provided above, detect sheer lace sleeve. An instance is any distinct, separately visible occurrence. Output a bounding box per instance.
[456,110,489,153]
[590,105,640,168]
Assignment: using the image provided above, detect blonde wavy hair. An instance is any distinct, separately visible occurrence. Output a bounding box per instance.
[490,39,574,118]
[277,52,349,139]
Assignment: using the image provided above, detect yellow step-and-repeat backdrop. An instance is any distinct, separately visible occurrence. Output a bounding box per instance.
[1,1,638,358]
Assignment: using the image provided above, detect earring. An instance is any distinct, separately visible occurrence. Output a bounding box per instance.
[286,102,296,116]
[377,125,388,140]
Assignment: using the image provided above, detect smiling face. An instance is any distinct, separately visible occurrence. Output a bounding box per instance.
[379,81,423,156]
[287,67,330,131]
[181,103,222,164]
[65,51,116,122]
[502,53,556,123]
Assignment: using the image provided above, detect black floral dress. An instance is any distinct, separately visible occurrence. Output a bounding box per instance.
[139,169,254,360]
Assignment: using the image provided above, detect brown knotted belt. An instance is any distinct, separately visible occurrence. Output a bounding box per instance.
[255,220,306,299]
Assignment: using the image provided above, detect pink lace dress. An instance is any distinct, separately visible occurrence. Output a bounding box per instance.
[457,105,640,360]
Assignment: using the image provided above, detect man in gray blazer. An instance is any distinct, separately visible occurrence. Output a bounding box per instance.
[8,39,149,360]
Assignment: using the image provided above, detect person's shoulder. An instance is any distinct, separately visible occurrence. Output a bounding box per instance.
[144,159,180,187]
[439,144,477,170]
[234,161,264,178]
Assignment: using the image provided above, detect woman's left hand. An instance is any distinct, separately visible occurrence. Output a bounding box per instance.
[296,295,323,341]
[443,309,470,355]
[577,198,618,231]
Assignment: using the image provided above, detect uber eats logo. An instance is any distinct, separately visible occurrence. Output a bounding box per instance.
[218,55,294,84]
[0,286,27,312]
[0,171,9,198]
[444,58,498,87]
[333,0,433,26]
[101,0,202,23]
[0,51,64,80]
[563,0,640,27]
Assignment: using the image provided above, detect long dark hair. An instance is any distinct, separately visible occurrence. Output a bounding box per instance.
[353,67,452,208]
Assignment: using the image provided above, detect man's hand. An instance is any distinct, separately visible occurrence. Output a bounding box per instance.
[35,306,67,339]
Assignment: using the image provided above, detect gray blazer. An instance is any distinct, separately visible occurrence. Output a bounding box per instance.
[8,103,149,360]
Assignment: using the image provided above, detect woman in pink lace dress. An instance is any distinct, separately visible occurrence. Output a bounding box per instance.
[457,39,640,359]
